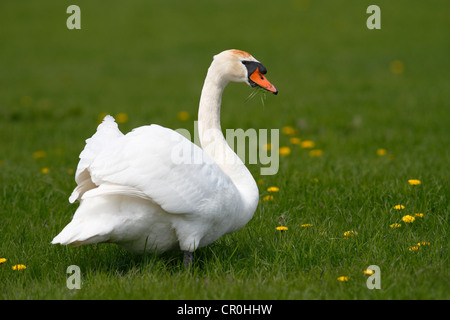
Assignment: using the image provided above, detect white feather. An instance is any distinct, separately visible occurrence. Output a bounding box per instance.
[52,50,264,255]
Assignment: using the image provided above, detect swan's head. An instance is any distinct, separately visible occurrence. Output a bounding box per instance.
[212,49,278,95]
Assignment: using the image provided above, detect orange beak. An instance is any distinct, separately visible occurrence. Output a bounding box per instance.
[249,68,278,94]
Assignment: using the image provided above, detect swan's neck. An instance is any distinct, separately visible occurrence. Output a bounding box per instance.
[198,62,258,212]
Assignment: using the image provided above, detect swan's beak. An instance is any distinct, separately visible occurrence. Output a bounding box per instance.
[249,68,278,95]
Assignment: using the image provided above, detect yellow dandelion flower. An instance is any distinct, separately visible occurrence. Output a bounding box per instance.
[289,137,301,145]
[390,223,402,228]
[0,258,7,264]
[276,226,288,231]
[41,168,50,174]
[394,204,405,210]
[115,113,129,123]
[12,264,27,271]
[263,195,274,201]
[282,126,297,136]
[309,149,323,157]
[344,230,358,238]
[418,241,430,246]
[300,140,315,149]
[33,151,46,159]
[279,146,291,156]
[363,269,375,276]
[402,215,415,223]
[414,213,424,218]
[301,224,312,228]
[267,186,279,192]
[377,148,387,156]
[408,246,420,252]
[337,276,349,282]
[177,111,190,121]
[390,60,405,75]
[408,179,421,186]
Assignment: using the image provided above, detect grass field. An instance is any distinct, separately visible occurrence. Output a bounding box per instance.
[0,0,449,300]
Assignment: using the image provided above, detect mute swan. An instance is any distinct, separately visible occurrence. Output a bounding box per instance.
[52,49,278,266]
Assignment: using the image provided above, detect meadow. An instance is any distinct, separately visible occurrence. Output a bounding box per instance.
[0,0,448,299]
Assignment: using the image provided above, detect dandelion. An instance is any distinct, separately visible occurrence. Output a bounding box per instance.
[393,204,405,210]
[292,0,311,11]
[409,246,420,252]
[337,276,349,282]
[402,215,415,223]
[418,241,430,246]
[408,179,421,186]
[282,126,297,136]
[263,195,274,201]
[301,224,312,228]
[276,226,288,231]
[41,168,50,174]
[279,146,291,156]
[309,149,323,157]
[264,143,272,151]
[0,258,7,264]
[289,137,301,145]
[300,140,314,149]
[177,111,190,121]
[390,60,405,75]
[20,96,33,107]
[344,230,358,238]
[267,186,279,192]
[33,151,46,159]
[390,223,402,228]
[414,213,424,218]
[363,269,375,276]
[115,113,129,123]
[377,148,387,156]
[12,264,27,271]
[97,112,108,123]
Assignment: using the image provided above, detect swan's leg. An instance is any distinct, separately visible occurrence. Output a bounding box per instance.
[183,251,193,268]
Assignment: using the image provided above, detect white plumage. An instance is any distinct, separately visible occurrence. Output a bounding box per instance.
[52,49,277,264]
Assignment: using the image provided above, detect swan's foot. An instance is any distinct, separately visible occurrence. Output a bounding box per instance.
[183,251,193,268]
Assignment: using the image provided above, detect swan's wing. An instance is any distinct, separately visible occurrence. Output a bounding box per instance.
[69,115,124,203]
[71,117,237,215]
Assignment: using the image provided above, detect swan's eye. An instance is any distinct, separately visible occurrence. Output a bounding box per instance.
[241,60,268,77]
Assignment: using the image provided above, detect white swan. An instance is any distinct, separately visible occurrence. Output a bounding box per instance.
[52,49,278,266]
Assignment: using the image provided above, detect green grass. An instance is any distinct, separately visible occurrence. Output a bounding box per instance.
[0,0,449,299]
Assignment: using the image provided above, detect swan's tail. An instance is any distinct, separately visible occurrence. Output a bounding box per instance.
[52,197,114,247]
[51,220,110,246]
